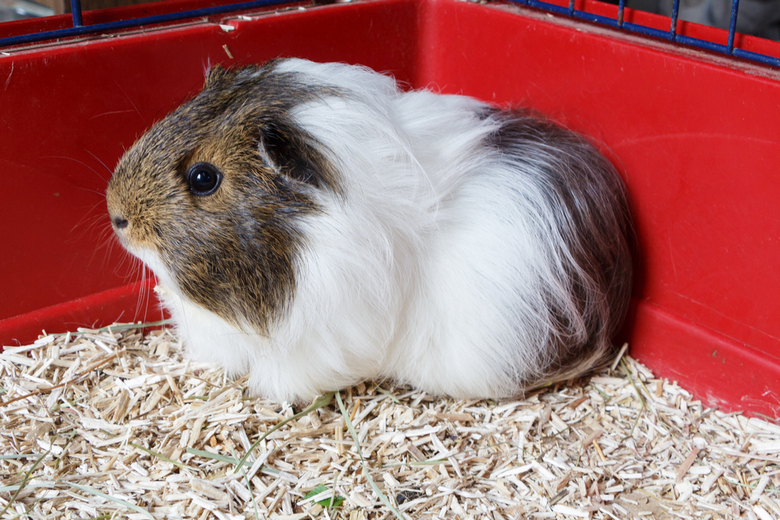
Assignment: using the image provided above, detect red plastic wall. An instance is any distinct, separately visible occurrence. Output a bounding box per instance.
[1,0,779,416]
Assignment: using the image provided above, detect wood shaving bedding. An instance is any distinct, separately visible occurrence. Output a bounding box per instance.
[1,325,779,519]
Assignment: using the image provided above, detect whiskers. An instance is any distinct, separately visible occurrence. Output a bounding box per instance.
[116,247,161,326]
[93,208,162,327]
[114,80,146,126]
[43,154,110,189]
[136,263,162,326]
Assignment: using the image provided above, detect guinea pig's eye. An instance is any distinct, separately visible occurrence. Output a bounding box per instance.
[187,162,222,196]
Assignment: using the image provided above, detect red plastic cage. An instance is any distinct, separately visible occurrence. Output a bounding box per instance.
[1,0,779,417]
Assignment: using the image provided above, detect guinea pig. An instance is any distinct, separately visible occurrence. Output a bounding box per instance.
[106,58,633,403]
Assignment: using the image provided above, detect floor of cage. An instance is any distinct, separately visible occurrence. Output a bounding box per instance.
[1,326,779,519]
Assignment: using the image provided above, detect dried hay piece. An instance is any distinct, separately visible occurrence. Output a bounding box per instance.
[1,326,779,519]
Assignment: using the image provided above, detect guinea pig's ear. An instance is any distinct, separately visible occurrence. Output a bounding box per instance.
[259,122,333,189]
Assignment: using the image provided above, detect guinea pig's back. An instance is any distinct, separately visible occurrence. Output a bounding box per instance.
[385,94,632,398]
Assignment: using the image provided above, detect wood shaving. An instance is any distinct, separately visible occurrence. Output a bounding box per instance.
[1,325,779,519]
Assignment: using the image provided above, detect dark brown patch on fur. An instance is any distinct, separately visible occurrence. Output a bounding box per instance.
[106,61,340,333]
[487,110,634,379]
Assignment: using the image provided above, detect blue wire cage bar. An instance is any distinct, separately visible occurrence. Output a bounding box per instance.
[0,0,778,68]
[0,0,295,47]
[516,0,779,67]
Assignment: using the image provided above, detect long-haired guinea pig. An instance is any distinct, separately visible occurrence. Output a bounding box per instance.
[106,58,633,403]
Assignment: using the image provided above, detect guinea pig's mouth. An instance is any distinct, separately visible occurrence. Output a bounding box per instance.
[107,219,176,290]
[107,210,146,253]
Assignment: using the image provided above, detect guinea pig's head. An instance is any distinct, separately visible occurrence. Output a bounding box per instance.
[106,61,339,332]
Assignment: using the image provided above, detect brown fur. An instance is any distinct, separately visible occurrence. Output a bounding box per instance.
[106,62,338,333]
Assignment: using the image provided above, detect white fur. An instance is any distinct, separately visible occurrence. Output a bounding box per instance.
[144,59,623,403]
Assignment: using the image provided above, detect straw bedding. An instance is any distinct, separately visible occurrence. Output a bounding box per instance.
[1,324,779,519]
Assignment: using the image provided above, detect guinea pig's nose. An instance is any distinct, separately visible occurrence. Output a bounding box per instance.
[112,215,129,230]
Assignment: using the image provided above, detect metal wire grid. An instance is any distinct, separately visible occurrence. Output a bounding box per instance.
[0,0,293,47]
[513,0,780,67]
[0,0,777,67]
